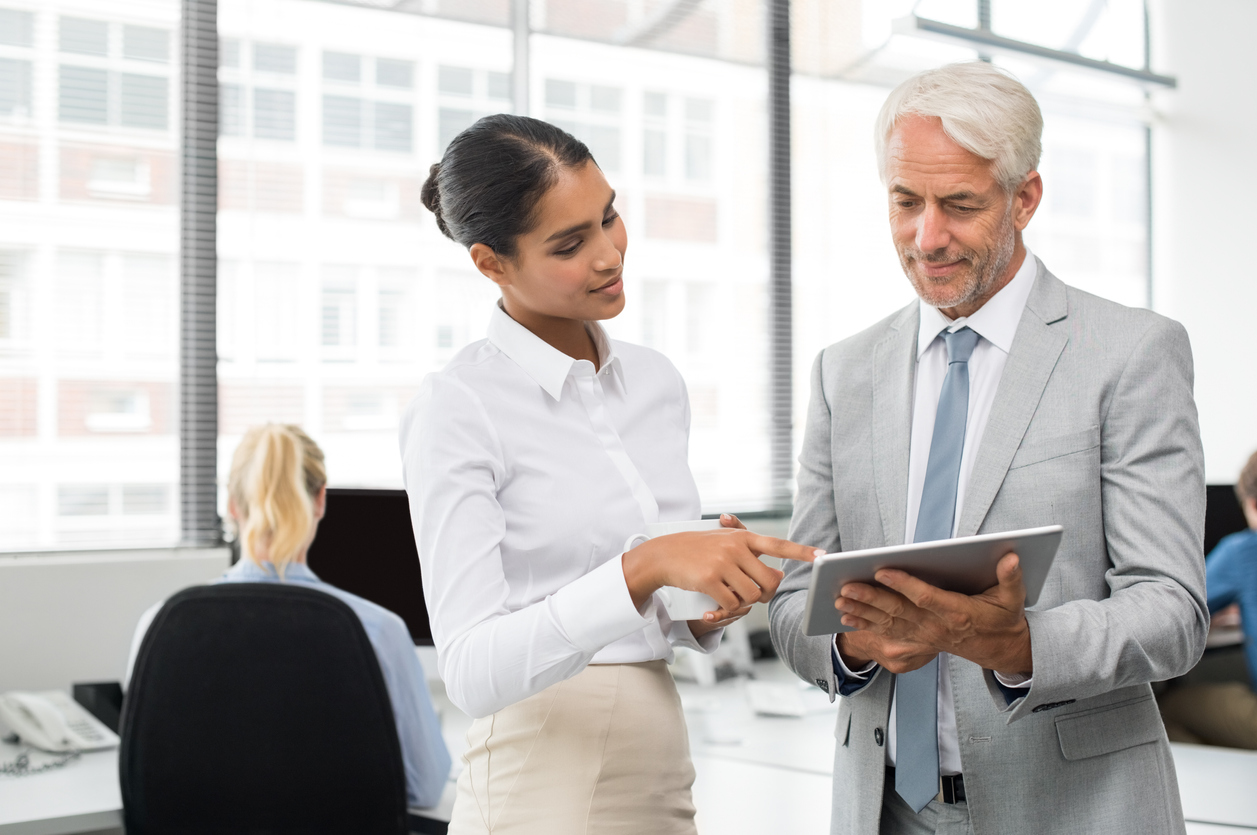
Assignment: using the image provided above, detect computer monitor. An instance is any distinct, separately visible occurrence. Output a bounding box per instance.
[1205,484,1248,557]
[306,488,434,646]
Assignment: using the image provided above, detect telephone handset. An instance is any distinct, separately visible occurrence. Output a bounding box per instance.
[0,690,120,753]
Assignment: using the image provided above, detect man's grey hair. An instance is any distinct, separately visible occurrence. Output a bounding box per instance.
[874,62,1043,193]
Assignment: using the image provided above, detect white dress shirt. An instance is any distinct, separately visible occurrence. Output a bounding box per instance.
[400,305,719,719]
[837,250,1040,774]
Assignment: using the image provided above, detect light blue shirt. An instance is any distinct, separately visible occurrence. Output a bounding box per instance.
[127,559,451,808]
[1205,528,1257,686]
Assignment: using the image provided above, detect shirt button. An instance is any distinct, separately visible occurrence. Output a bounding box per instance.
[874,728,884,746]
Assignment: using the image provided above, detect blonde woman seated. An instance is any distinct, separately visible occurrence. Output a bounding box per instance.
[126,423,451,808]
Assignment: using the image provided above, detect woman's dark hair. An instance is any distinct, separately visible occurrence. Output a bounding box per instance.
[421,114,594,258]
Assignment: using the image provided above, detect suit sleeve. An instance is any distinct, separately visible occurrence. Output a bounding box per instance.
[770,350,879,700]
[1006,318,1209,721]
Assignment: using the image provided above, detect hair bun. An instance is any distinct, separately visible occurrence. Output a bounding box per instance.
[421,162,452,238]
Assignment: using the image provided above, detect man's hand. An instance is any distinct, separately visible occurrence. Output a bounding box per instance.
[834,553,1033,676]
[836,629,938,674]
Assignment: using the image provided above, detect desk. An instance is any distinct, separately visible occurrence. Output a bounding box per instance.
[7,660,1257,835]
[0,741,121,835]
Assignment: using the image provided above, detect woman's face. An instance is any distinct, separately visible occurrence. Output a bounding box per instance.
[476,160,627,324]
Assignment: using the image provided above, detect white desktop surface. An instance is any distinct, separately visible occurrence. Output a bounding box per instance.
[0,741,121,835]
[5,660,1257,834]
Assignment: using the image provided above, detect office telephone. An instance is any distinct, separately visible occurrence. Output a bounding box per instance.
[0,690,120,753]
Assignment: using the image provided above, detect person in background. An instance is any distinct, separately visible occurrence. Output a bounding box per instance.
[1160,449,1257,749]
[126,423,451,808]
[403,114,821,835]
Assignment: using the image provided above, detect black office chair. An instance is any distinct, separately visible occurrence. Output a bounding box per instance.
[120,582,410,835]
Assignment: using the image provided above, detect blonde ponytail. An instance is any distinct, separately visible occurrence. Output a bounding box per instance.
[227,424,327,576]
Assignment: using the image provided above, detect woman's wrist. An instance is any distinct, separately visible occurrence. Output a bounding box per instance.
[621,542,661,611]
[688,618,721,638]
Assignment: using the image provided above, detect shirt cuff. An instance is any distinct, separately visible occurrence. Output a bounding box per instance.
[831,635,878,696]
[993,670,1033,688]
[550,553,652,654]
[833,635,877,678]
[992,670,1032,706]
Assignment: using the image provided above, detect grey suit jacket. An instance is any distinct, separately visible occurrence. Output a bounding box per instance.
[769,262,1208,835]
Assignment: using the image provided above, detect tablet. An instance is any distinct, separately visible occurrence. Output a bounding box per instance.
[802,525,1063,636]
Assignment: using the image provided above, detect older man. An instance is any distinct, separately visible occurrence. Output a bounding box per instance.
[769,62,1208,834]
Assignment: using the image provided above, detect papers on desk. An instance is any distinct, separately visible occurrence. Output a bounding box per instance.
[744,681,835,718]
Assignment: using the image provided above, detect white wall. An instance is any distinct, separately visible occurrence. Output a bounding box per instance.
[0,548,231,692]
[1152,0,1257,483]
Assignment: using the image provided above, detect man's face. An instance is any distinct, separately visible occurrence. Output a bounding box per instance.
[885,115,1035,318]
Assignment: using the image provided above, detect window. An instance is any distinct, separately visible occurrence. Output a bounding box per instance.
[435,64,510,153]
[59,66,108,124]
[60,17,107,56]
[55,250,104,355]
[378,268,415,355]
[56,16,172,132]
[684,98,712,181]
[0,9,33,47]
[253,262,300,362]
[322,51,415,152]
[121,254,175,359]
[254,88,295,140]
[253,42,296,74]
[0,250,27,346]
[0,0,1164,552]
[323,95,362,146]
[0,57,31,117]
[377,58,413,89]
[544,79,622,172]
[643,92,667,177]
[123,25,169,63]
[220,40,298,142]
[321,268,358,353]
[323,51,361,83]
[0,2,179,551]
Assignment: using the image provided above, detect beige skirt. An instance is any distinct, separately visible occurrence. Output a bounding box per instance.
[448,659,698,835]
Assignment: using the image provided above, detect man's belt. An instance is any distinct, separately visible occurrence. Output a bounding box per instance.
[936,773,965,804]
[886,768,966,805]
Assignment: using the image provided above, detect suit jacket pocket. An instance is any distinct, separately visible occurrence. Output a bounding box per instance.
[1009,426,1101,470]
[1054,694,1162,761]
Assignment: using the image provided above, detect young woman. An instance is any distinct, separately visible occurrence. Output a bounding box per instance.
[400,115,820,834]
[126,424,451,808]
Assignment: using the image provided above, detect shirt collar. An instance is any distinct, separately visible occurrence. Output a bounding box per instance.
[486,303,625,401]
[917,248,1039,359]
[225,558,322,584]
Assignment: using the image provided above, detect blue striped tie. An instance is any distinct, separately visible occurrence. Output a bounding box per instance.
[895,326,979,813]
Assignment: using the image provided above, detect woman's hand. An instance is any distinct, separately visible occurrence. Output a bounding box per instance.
[688,514,754,636]
[622,513,822,620]
[689,604,753,638]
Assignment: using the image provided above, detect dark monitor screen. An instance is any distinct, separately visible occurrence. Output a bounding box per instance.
[1205,484,1248,558]
[306,488,433,646]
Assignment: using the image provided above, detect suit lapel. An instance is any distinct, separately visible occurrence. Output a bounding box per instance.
[872,304,919,547]
[956,264,1070,538]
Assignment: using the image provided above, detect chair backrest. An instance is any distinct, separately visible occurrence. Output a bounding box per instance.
[119,582,408,835]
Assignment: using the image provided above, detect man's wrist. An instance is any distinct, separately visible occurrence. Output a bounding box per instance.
[835,632,873,669]
[992,617,1033,677]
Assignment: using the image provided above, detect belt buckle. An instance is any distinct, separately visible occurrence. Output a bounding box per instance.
[936,774,961,805]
